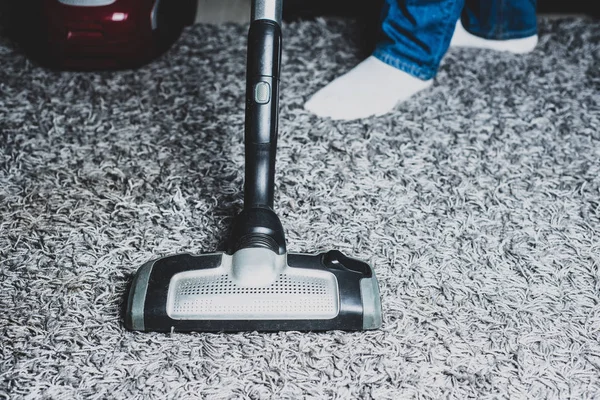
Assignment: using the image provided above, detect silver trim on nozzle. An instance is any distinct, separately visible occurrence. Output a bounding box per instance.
[166,251,340,321]
[126,260,154,331]
[360,276,383,330]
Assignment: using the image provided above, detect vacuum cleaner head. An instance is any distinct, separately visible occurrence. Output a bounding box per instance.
[125,249,381,332]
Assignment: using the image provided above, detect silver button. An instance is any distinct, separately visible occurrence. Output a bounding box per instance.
[254,82,271,104]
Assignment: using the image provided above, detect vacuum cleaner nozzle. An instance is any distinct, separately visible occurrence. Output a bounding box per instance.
[125,250,381,332]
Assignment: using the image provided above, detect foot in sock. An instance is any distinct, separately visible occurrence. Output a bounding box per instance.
[304,56,432,121]
[450,19,538,54]
[305,20,538,121]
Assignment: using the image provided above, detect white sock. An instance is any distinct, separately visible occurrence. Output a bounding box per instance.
[304,56,432,121]
[450,19,538,54]
[304,20,537,121]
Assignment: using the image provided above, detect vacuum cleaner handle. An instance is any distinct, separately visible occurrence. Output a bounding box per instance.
[244,0,283,209]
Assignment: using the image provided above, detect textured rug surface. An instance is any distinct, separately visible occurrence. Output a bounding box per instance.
[1,16,600,400]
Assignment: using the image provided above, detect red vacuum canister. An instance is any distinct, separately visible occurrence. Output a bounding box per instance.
[27,0,192,69]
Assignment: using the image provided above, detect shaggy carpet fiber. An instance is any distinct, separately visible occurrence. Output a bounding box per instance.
[1,15,600,400]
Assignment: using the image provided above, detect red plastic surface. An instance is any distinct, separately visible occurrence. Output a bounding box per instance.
[38,0,182,69]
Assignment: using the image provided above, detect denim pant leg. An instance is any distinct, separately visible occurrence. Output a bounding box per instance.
[461,0,538,39]
[373,0,464,80]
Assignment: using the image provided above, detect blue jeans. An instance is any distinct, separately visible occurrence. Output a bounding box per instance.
[373,0,538,80]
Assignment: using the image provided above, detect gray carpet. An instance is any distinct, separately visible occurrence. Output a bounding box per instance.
[1,16,600,400]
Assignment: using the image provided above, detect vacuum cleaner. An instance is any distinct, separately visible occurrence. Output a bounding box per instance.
[124,0,382,333]
[15,0,190,69]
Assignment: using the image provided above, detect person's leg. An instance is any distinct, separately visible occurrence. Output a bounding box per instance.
[304,0,464,121]
[450,0,538,53]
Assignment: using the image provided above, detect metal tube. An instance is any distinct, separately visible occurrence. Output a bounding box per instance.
[251,0,282,25]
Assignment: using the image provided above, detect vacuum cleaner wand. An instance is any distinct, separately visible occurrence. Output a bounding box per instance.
[124,0,382,333]
[228,0,285,256]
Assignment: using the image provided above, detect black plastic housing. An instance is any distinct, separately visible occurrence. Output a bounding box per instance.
[228,207,286,255]
[229,19,285,255]
[244,19,281,208]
